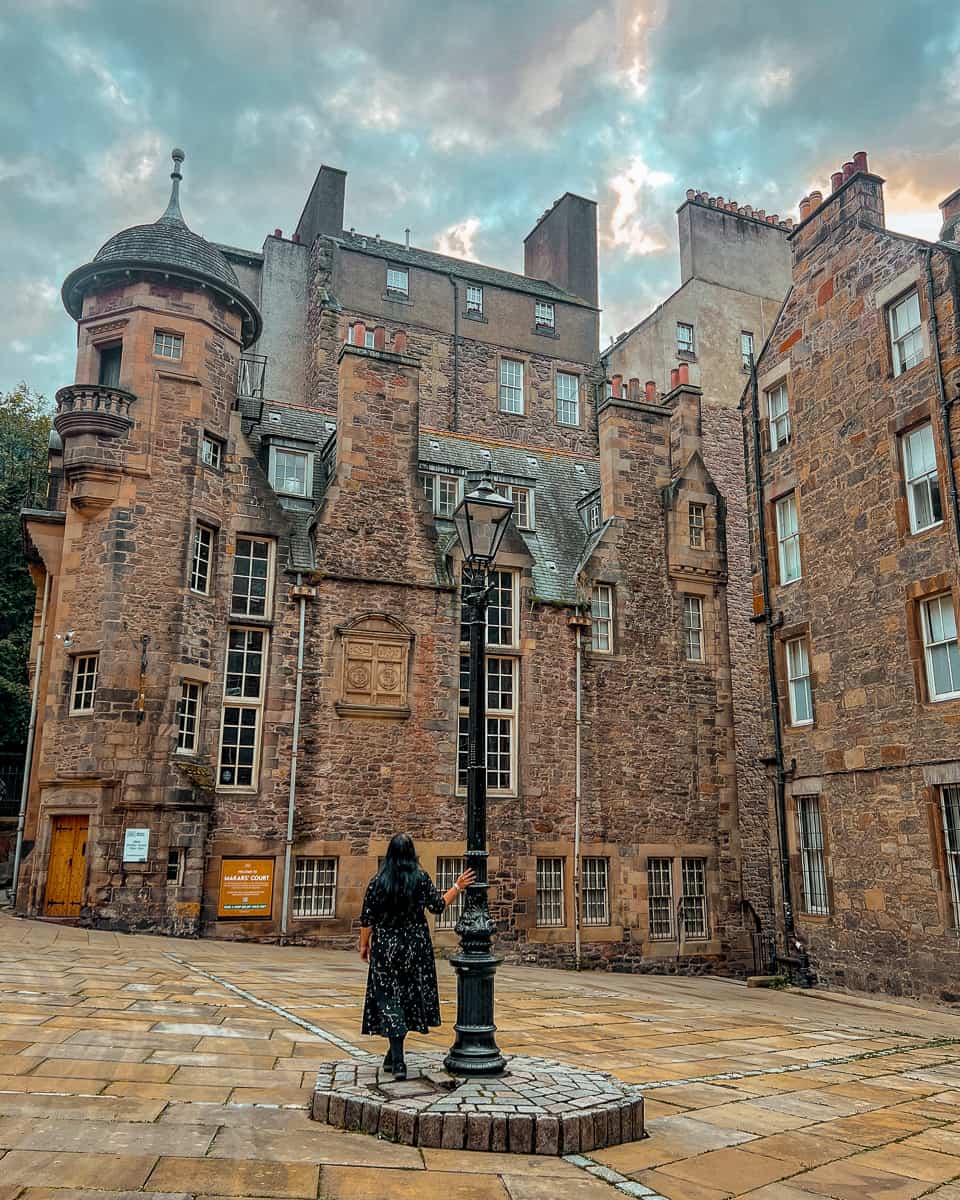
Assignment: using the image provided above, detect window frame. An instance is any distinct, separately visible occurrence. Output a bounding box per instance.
[767,381,791,451]
[676,322,695,355]
[590,583,614,654]
[503,484,534,531]
[97,340,123,388]
[153,330,184,361]
[888,288,924,377]
[293,856,338,919]
[465,284,483,316]
[218,626,269,792]
[556,370,580,426]
[902,422,943,535]
[582,856,610,927]
[796,795,830,915]
[419,472,463,518]
[775,492,801,584]
[268,445,314,499]
[921,592,960,702]
[457,653,518,795]
[534,301,556,330]
[499,358,525,415]
[647,857,675,940]
[435,856,466,930]
[941,785,960,929]
[740,330,755,371]
[535,857,565,927]
[386,265,409,297]
[786,635,814,726]
[682,594,704,663]
[688,502,706,550]
[200,433,223,471]
[166,848,185,885]
[175,680,203,755]
[230,536,275,620]
[680,857,708,940]
[190,522,215,596]
[70,653,98,715]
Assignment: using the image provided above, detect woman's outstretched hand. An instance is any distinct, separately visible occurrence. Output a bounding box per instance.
[456,869,477,891]
[359,942,370,963]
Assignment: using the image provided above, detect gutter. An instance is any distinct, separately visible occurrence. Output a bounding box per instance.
[12,571,51,901]
[924,247,960,556]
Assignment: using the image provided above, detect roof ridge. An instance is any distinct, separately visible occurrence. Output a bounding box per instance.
[420,427,598,462]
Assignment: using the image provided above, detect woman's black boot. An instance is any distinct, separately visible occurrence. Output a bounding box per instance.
[389,1035,407,1081]
[382,1043,394,1072]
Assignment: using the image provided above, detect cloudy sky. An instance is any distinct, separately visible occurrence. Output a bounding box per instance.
[2,0,958,402]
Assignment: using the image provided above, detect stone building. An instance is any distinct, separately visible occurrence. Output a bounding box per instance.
[17,150,768,973]
[745,151,960,998]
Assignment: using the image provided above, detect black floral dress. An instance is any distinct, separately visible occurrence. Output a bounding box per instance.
[360,870,446,1037]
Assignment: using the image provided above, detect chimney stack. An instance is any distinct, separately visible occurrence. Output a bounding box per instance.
[939,187,960,242]
[523,192,598,307]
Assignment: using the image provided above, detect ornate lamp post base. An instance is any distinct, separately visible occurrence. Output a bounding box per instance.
[444,903,506,1076]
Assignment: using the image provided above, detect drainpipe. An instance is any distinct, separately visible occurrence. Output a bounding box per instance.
[448,274,460,431]
[748,357,802,975]
[280,574,308,942]
[573,625,583,970]
[12,570,51,901]
[924,247,960,556]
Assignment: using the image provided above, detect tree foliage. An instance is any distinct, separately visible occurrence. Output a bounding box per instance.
[0,385,51,752]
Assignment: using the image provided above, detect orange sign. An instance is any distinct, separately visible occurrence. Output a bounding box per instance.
[217,857,274,919]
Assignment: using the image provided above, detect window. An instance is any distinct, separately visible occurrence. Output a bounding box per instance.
[349,324,376,348]
[504,485,533,530]
[921,593,960,701]
[70,654,98,714]
[941,786,960,928]
[889,290,923,376]
[219,706,260,789]
[176,681,203,754]
[903,423,942,534]
[225,628,266,700]
[677,322,695,355]
[435,856,465,930]
[775,493,801,584]
[293,858,337,918]
[740,331,755,371]
[786,636,813,725]
[586,499,602,532]
[689,503,706,549]
[190,524,214,595]
[680,858,708,939]
[768,382,791,451]
[556,372,580,426]
[647,858,674,940]
[465,285,483,316]
[457,654,517,793]
[499,359,524,414]
[536,858,565,926]
[166,848,185,885]
[386,266,409,296]
[590,584,613,653]
[582,857,610,926]
[270,447,313,498]
[797,796,829,915]
[682,595,704,662]
[486,569,517,647]
[535,301,555,330]
[154,331,183,360]
[97,341,122,387]
[231,537,273,618]
[200,434,222,470]
[420,472,462,518]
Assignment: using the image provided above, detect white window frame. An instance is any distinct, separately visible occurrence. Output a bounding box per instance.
[776,493,801,584]
[499,358,525,415]
[902,423,942,534]
[420,472,463,518]
[190,523,215,596]
[503,484,534,531]
[218,627,268,791]
[435,856,466,930]
[348,324,376,348]
[556,371,580,426]
[590,584,613,653]
[269,446,314,499]
[677,322,694,355]
[200,434,222,470]
[786,636,813,726]
[386,266,409,296]
[740,330,754,371]
[465,285,483,316]
[680,857,708,939]
[889,289,923,377]
[230,537,275,619]
[457,653,518,795]
[587,499,602,532]
[70,654,98,714]
[582,857,610,926]
[683,595,704,663]
[647,857,674,940]
[293,857,337,918]
[535,301,555,329]
[153,330,183,360]
[768,382,791,451]
[166,848,185,885]
[797,796,829,915]
[921,592,960,702]
[941,785,960,928]
[688,502,706,549]
[176,680,203,755]
[536,857,565,926]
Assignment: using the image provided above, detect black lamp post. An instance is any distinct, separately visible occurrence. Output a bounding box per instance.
[444,477,513,1077]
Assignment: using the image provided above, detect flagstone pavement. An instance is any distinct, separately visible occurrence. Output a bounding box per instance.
[2,913,960,1199]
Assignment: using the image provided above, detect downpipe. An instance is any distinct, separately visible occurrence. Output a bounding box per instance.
[280,577,307,943]
[924,247,960,557]
[574,625,583,971]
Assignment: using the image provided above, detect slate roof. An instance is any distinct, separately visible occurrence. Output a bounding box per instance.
[334,233,595,308]
[93,217,240,289]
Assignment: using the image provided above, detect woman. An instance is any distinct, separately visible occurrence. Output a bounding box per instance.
[359,834,474,1081]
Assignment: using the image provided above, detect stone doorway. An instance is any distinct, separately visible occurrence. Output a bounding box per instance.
[43,814,88,917]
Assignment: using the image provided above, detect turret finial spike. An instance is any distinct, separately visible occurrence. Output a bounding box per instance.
[159,147,186,225]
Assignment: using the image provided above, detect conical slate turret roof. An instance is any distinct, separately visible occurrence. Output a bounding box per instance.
[62,149,261,346]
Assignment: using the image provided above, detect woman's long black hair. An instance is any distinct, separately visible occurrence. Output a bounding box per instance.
[377,833,420,906]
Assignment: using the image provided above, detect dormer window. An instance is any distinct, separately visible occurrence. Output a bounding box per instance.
[386,266,409,297]
[420,472,462,517]
[501,485,534,530]
[269,447,313,498]
[535,301,555,330]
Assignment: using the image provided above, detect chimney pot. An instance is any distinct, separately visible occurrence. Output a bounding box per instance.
[393,329,407,353]
[756,209,766,219]
[292,232,300,243]
[686,188,696,200]
[352,320,366,346]
[853,150,868,173]
[831,171,844,193]
[742,204,753,216]
[628,376,640,401]
[809,190,823,208]
[373,325,386,350]
[670,367,680,390]
[799,196,811,220]
[274,228,282,238]
[842,161,855,180]
[678,363,690,385]
[611,374,623,398]
[645,380,657,402]
[783,217,794,228]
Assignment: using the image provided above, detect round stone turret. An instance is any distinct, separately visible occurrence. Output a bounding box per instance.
[61,149,261,346]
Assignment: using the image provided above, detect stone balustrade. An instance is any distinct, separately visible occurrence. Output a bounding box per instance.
[54,383,136,440]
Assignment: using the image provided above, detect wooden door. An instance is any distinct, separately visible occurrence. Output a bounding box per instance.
[44,815,88,917]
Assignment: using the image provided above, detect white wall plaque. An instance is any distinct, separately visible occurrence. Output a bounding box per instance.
[123,827,150,863]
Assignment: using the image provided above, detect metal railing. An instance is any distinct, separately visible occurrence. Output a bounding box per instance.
[0,753,25,820]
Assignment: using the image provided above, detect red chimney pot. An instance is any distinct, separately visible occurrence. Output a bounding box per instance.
[853,150,868,173]
[831,171,844,193]
[373,325,386,350]
[842,161,855,181]
[611,374,623,398]
[645,380,657,402]
[670,367,680,390]
[393,329,407,353]
[678,363,690,385]
[274,228,283,238]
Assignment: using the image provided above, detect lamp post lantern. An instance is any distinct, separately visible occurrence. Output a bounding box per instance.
[445,477,512,1076]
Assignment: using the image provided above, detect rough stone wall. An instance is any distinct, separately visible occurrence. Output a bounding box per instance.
[744,172,960,998]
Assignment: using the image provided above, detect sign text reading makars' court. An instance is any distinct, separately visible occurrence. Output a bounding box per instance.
[217,858,275,919]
